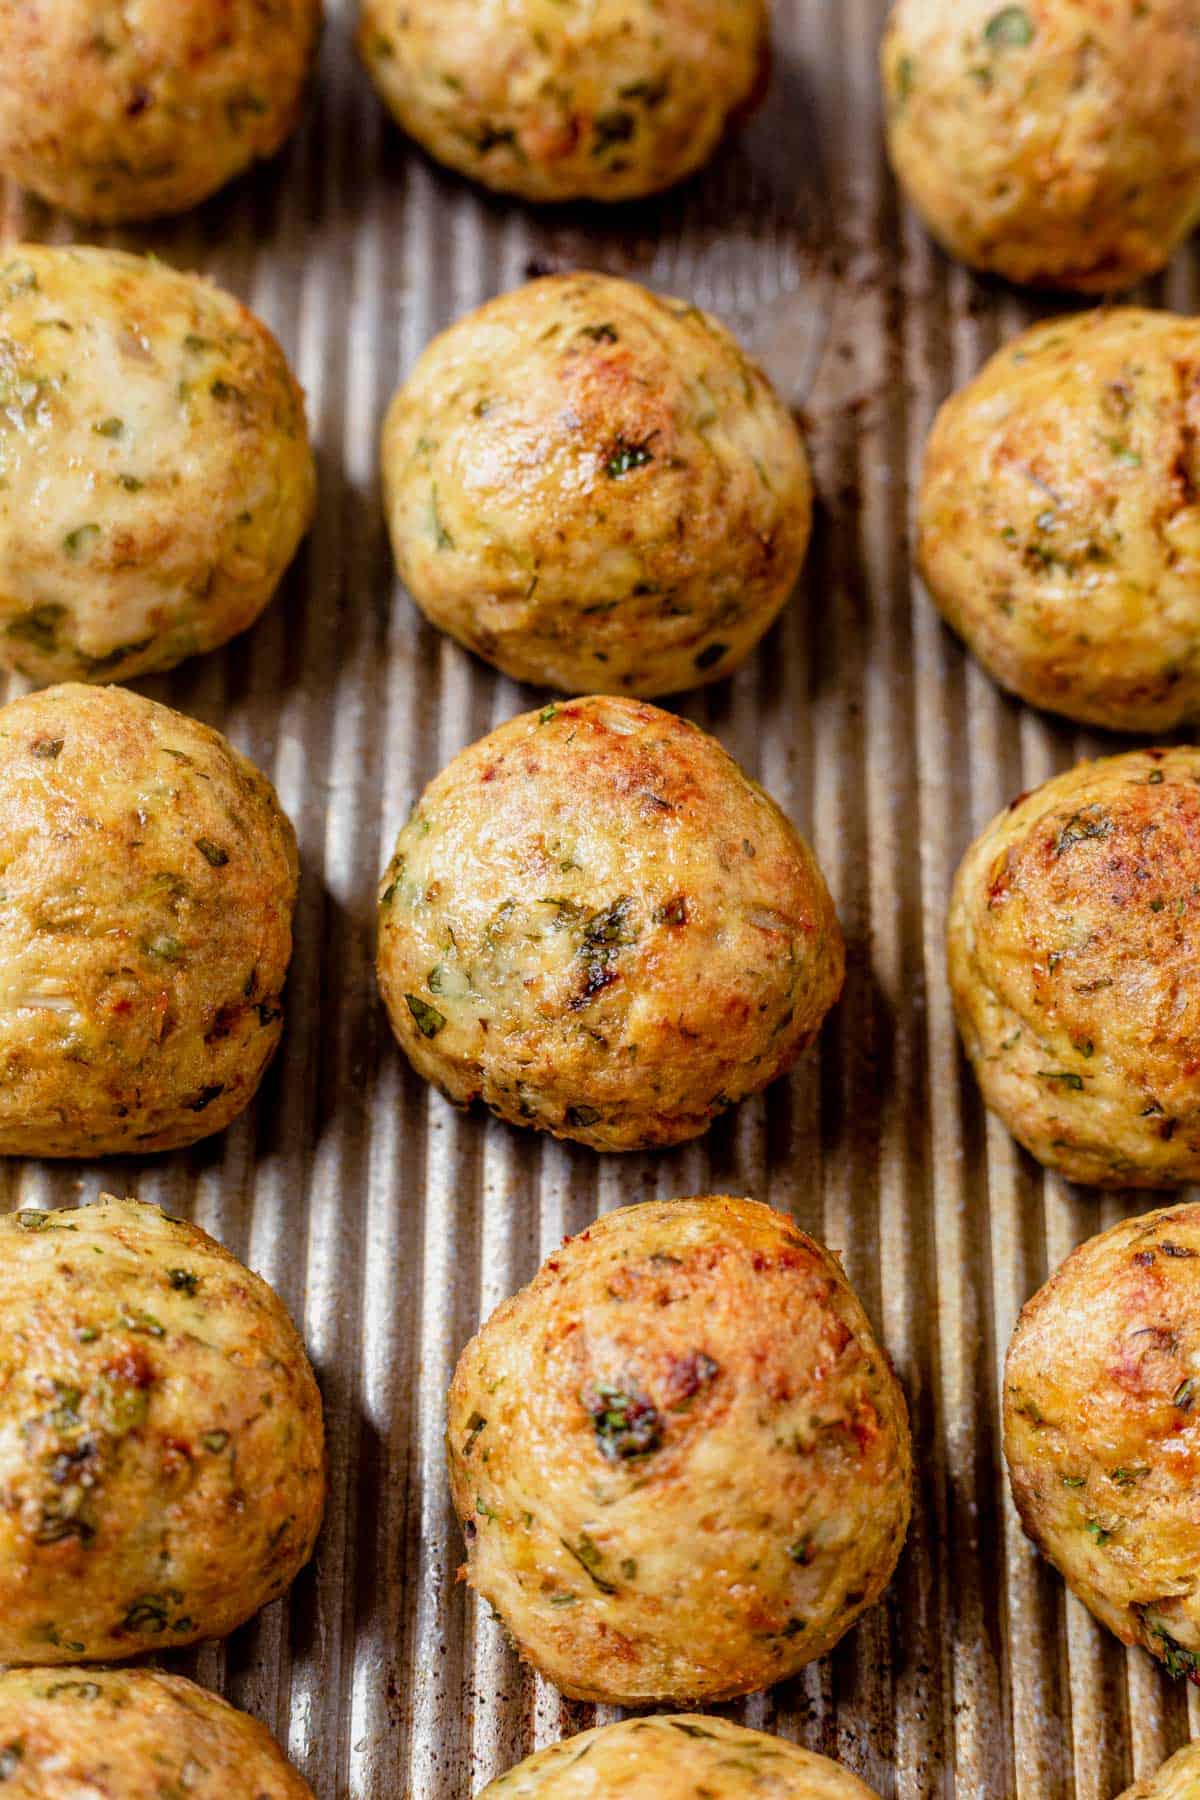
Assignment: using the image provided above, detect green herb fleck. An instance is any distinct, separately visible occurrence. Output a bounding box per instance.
[406,994,447,1038]
[984,6,1034,46]
[168,1268,199,1295]
[194,837,229,867]
[583,1381,661,1460]
[605,436,655,479]
[63,523,100,558]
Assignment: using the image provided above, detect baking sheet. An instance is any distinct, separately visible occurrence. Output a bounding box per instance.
[3,2,1198,1795]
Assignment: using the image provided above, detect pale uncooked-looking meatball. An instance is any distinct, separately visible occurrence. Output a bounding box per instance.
[477,1717,882,1800]
[0,683,298,1157]
[920,310,1200,733]
[381,273,811,697]
[948,746,1200,1187]
[0,1198,325,1664]
[1118,1744,1200,1799]
[0,246,315,687]
[0,1,322,223]
[448,1197,912,1705]
[0,1667,313,1798]
[357,0,765,203]
[882,0,1200,291]
[377,697,844,1152]
[1005,1204,1200,1686]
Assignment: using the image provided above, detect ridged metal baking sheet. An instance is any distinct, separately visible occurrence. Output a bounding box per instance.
[3,1,1198,1794]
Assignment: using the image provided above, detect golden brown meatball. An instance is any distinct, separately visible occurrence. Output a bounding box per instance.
[881,0,1200,292]
[0,246,315,687]
[1117,1744,1200,1799]
[0,1667,313,1798]
[1005,1204,1200,1686]
[919,309,1200,733]
[377,697,844,1152]
[477,1716,882,1800]
[0,1,322,224]
[447,1196,912,1706]
[948,746,1200,1187]
[0,1197,325,1665]
[0,683,298,1157]
[357,0,765,203]
[381,273,811,697]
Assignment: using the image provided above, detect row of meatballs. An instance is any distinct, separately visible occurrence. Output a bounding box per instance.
[6,1,1200,303]
[1,1191,1197,1800]
[5,242,1200,738]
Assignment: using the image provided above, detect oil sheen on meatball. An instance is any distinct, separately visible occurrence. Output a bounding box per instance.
[381,273,811,697]
[377,697,844,1151]
[477,1716,883,1800]
[1006,1204,1200,1686]
[0,0,322,223]
[0,246,315,686]
[357,0,765,203]
[0,1197,325,1665]
[0,683,298,1157]
[0,1667,314,1797]
[882,0,1200,291]
[920,310,1200,733]
[448,1196,912,1705]
[948,746,1200,1187]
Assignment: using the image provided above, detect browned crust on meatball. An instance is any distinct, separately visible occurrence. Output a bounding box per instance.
[448,1196,912,1705]
[0,1197,325,1665]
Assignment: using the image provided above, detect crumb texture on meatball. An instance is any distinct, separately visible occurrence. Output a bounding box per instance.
[1117,1743,1200,1799]
[882,0,1200,291]
[358,0,766,202]
[0,246,315,686]
[0,684,298,1156]
[949,746,1200,1186]
[0,1666,314,1797]
[920,310,1200,732]
[477,1715,882,1799]
[0,1198,325,1665]
[377,697,844,1151]
[1005,1204,1200,1684]
[0,0,322,222]
[382,273,811,697]
[448,1197,912,1705]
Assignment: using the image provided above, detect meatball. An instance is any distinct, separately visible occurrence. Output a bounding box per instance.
[381,273,811,697]
[447,1196,912,1706]
[357,0,765,204]
[1005,1203,1200,1685]
[477,1717,882,1800]
[377,697,844,1152]
[881,0,1200,292]
[0,0,321,224]
[0,683,298,1157]
[0,246,315,687]
[919,309,1200,733]
[0,1197,325,1665]
[948,746,1200,1187]
[0,1667,313,1797]
[1117,1745,1200,1800]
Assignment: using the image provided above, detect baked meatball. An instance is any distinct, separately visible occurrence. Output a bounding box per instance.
[477,1717,882,1800]
[881,0,1200,292]
[1005,1203,1200,1685]
[0,1667,313,1797]
[0,683,298,1157]
[1117,1744,1200,1799]
[0,1,321,224]
[0,1197,325,1664]
[948,746,1200,1187]
[919,309,1200,733]
[377,697,843,1151]
[381,273,811,697]
[447,1196,912,1706]
[357,0,765,204]
[0,246,315,687]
